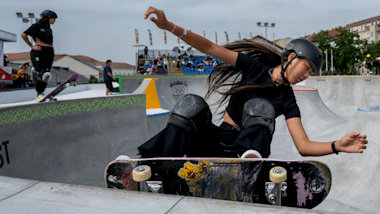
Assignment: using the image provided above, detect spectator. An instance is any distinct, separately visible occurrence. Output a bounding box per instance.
[163,55,168,69]
[103,59,116,95]
[3,54,8,66]
[366,54,372,72]
[145,60,150,67]
[31,67,37,84]
[176,55,182,71]
[21,10,57,101]
[144,46,149,58]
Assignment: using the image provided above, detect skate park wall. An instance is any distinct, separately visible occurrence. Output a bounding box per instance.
[0,94,167,188]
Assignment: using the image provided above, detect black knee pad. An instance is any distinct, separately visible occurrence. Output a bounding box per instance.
[241,98,275,134]
[167,94,212,136]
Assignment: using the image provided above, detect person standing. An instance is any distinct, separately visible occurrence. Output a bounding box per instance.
[21,10,57,101]
[366,54,372,73]
[104,60,116,95]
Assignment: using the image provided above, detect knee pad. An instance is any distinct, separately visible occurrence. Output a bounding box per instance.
[37,71,52,82]
[241,98,275,134]
[167,94,212,135]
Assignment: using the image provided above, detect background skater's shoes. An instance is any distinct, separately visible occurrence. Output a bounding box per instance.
[115,155,131,160]
[35,94,44,101]
[240,150,262,158]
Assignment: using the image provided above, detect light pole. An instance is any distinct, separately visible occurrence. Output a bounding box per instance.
[16,12,39,45]
[257,22,275,41]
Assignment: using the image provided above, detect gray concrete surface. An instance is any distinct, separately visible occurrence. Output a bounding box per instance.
[1,76,379,213]
[0,176,337,214]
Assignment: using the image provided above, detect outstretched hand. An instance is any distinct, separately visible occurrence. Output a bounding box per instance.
[337,132,368,153]
[144,7,171,30]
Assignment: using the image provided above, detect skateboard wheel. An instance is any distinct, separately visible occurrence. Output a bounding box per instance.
[74,83,77,86]
[133,165,152,182]
[65,83,70,87]
[269,166,287,183]
[45,98,51,102]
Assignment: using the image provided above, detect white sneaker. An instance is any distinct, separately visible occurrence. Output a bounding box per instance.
[240,150,262,159]
[35,94,44,101]
[115,155,131,160]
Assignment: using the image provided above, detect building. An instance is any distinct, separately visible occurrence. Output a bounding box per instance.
[307,27,345,42]
[274,37,294,48]
[0,29,17,86]
[6,53,135,79]
[346,15,380,43]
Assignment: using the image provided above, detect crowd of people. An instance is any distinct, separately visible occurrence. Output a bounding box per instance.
[137,51,221,75]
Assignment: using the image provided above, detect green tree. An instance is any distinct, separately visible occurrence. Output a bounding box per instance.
[311,30,332,72]
[331,28,366,74]
[312,28,367,75]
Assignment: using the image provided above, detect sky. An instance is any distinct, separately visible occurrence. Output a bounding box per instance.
[1,0,379,65]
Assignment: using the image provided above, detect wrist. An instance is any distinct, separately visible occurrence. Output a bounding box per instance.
[332,141,340,154]
[167,22,175,32]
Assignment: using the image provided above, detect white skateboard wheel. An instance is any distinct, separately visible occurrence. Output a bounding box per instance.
[65,83,70,87]
[45,98,51,102]
[133,165,152,182]
[269,166,287,183]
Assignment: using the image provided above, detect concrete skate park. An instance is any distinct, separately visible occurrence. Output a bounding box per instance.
[0,75,379,213]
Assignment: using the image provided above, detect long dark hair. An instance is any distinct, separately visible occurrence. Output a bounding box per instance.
[39,17,50,27]
[205,40,284,117]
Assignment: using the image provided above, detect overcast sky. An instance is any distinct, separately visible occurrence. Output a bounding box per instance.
[1,0,379,65]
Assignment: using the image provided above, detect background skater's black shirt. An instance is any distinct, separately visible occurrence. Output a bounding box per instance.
[24,22,53,45]
[226,53,301,127]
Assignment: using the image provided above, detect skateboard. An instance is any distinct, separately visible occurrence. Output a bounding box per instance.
[105,158,331,209]
[40,74,78,102]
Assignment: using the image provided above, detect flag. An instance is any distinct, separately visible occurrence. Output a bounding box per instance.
[135,29,139,44]
[215,31,217,44]
[238,32,241,41]
[250,32,253,41]
[203,30,206,38]
[148,29,153,45]
[164,30,167,44]
[225,31,229,44]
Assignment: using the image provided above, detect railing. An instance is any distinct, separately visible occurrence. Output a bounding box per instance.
[137,49,205,60]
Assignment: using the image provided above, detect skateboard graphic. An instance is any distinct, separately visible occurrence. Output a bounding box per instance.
[40,74,78,102]
[105,158,331,209]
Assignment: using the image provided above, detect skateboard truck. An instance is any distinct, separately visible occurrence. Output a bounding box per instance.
[265,166,287,206]
[132,165,163,193]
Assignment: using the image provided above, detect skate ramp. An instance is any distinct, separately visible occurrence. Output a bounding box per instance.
[304,76,380,119]
[274,107,380,214]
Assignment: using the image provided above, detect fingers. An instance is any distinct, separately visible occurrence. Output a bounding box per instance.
[144,6,157,19]
[150,17,157,24]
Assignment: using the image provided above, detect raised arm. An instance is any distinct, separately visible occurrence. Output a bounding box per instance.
[286,117,368,156]
[144,7,238,67]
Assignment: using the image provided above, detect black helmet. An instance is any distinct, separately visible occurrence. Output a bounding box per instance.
[40,10,58,19]
[282,38,322,73]
[280,38,322,85]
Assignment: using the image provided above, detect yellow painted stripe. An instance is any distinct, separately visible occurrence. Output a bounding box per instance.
[142,78,161,109]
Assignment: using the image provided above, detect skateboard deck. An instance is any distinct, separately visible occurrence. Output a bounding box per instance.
[105,158,331,209]
[40,74,78,102]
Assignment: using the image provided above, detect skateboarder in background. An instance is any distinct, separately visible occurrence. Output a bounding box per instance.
[366,54,372,73]
[104,60,116,95]
[137,7,368,159]
[21,10,57,101]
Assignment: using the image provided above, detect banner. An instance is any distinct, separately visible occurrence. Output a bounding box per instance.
[135,29,139,44]
[164,30,167,44]
[238,32,241,41]
[148,29,152,45]
[203,30,206,38]
[250,32,253,41]
[224,31,229,44]
[215,31,217,44]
